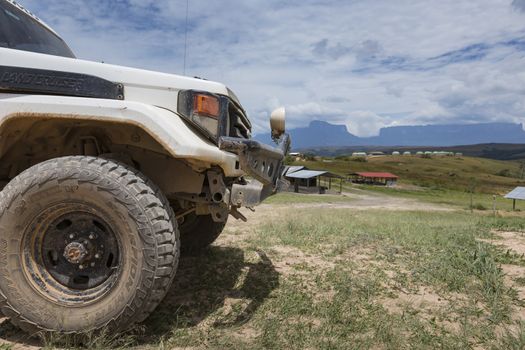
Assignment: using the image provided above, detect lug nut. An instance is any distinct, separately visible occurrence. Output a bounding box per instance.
[79,264,84,270]
[69,234,75,239]
[90,262,95,267]
[89,233,95,239]
[95,253,100,259]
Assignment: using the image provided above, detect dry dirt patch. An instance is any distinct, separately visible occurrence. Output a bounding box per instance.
[481,231,525,299]
[488,231,525,256]
[269,245,335,275]
[380,286,448,314]
[481,230,525,322]
[379,286,464,333]
[502,264,525,303]
[343,188,454,212]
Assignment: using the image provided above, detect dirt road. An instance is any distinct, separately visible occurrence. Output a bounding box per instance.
[223,188,453,235]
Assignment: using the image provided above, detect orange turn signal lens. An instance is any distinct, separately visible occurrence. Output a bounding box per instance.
[193,94,220,118]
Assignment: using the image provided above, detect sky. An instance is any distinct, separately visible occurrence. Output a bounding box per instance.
[17,0,525,136]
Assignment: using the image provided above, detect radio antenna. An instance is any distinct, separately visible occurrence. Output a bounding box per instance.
[183,0,189,75]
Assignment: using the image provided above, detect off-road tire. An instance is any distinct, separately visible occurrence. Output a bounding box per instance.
[100,155,180,296]
[0,156,179,334]
[179,213,227,253]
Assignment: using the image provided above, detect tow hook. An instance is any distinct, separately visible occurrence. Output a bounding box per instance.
[230,207,247,222]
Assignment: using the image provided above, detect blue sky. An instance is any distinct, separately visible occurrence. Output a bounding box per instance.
[18,0,525,136]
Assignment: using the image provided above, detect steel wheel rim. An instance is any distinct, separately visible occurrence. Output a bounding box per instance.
[22,202,122,306]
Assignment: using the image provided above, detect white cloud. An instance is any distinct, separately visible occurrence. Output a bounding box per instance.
[342,111,388,137]
[16,0,525,136]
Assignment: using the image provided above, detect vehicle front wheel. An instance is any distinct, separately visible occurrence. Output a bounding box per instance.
[0,156,179,334]
[179,213,227,253]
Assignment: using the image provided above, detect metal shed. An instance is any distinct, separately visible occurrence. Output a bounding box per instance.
[285,169,344,193]
[505,187,525,210]
[283,165,305,176]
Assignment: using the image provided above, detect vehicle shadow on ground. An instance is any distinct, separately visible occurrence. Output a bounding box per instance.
[0,317,42,348]
[139,246,279,344]
[0,246,279,348]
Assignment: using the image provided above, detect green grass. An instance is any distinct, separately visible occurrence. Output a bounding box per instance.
[14,193,525,349]
[247,210,525,349]
[295,155,525,194]
[353,185,520,211]
[285,154,525,212]
[40,328,139,350]
[105,208,525,350]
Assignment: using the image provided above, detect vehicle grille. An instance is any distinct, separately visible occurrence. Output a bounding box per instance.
[228,101,252,139]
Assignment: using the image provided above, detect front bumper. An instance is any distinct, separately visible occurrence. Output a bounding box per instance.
[219,133,291,207]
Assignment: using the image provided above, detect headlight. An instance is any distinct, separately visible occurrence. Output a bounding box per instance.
[178,90,222,139]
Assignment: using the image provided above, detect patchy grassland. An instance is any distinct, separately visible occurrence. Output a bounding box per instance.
[351,185,521,212]
[298,155,525,194]
[3,191,525,350]
[29,206,525,349]
[137,208,525,350]
[291,154,525,211]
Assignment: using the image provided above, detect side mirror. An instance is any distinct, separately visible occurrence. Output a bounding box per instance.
[270,107,286,139]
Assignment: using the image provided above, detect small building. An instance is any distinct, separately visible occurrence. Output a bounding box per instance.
[505,187,525,210]
[368,151,385,157]
[285,166,345,193]
[352,152,367,158]
[403,151,411,156]
[283,165,305,176]
[392,151,400,156]
[350,172,399,186]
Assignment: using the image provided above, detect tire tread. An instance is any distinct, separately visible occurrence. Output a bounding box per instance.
[0,156,180,334]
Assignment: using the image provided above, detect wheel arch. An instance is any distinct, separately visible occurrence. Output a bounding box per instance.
[0,109,207,195]
[0,95,243,183]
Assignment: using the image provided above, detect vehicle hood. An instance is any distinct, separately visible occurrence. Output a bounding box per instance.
[0,48,235,112]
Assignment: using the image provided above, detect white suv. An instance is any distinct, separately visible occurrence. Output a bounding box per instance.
[0,0,290,335]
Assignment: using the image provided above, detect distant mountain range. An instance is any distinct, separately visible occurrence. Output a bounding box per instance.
[254,120,525,149]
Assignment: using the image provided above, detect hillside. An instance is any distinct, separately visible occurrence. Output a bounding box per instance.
[301,143,525,161]
[292,155,525,194]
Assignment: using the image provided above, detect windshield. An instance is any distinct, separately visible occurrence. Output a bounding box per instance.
[0,1,75,58]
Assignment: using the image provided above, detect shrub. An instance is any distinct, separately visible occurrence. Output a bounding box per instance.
[496,169,513,178]
[472,203,487,211]
[303,153,316,161]
[284,155,295,165]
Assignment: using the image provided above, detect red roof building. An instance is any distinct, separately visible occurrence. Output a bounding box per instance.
[354,172,398,179]
[350,172,398,186]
